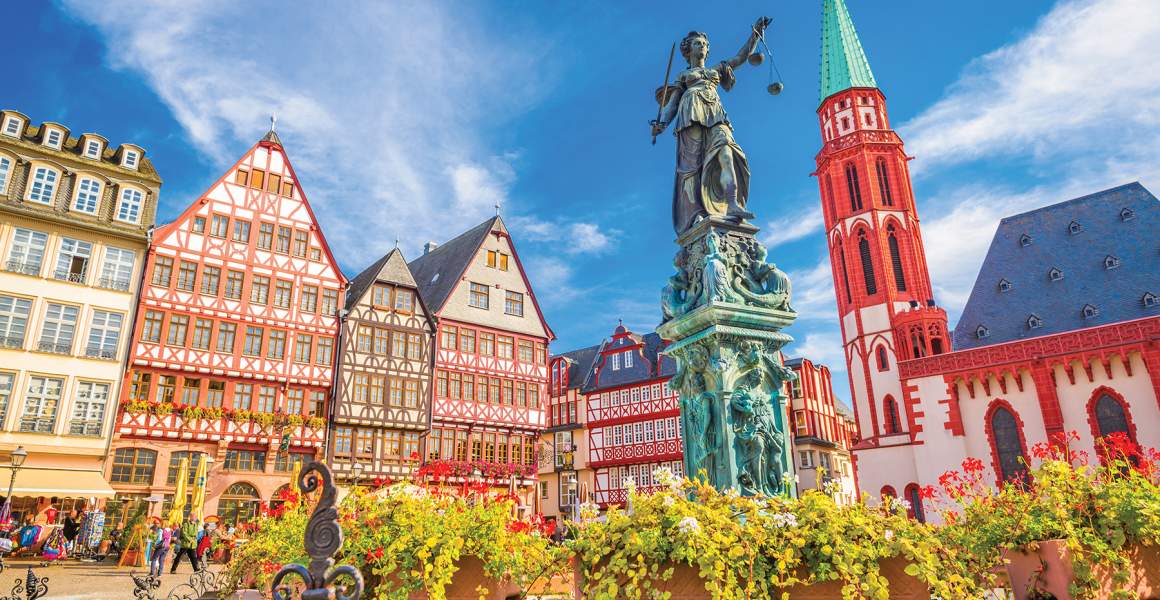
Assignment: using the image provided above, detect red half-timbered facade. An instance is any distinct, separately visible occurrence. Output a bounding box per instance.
[107,130,346,525]
[785,357,859,505]
[408,217,553,502]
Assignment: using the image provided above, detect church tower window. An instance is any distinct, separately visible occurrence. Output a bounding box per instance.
[845,163,863,211]
[887,225,906,291]
[836,238,852,304]
[883,395,902,434]
[858,232,876,295]
[875,158,894,206]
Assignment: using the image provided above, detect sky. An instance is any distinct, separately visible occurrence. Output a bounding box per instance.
[7,0,1159,405]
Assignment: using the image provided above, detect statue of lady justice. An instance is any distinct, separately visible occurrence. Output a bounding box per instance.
[651,17,771,236]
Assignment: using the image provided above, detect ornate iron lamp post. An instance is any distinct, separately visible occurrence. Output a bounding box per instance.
[3,447,27,519]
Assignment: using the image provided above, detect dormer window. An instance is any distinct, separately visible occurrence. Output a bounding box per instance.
[1143,292,1158,308]
[975,325,990,339]
[115,187,144,223]
[624,351,633,368]
[1119,207,1135,221]
[1,117,21,138]
[72,178,102,214]
[611,353,621,371]
[1027,314,1043,329]
[1082,304,1099,319]
[27,166,59,204]
[44,129,63,149]
[1104,255,1121,270]
[83,139,102,159]
[1068,220,1082,235]
[1019,233,1033,247]
[1048,268,1064,281]
[121,149,139,170]
[998,279,1012,292]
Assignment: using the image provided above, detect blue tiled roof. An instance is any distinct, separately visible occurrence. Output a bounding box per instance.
[953,183,1160,350]
[555,327,673,394]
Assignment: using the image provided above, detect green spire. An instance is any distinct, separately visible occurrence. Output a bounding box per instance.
[819,0,878,105]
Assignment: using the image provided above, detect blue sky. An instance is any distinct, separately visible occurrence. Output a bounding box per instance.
[8,1,1159,404]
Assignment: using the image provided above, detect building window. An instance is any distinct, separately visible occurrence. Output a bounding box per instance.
[192,217,206,233]
[394,289,414,313]
[198,266,221,296]
[54,238,93,283]
[180,378,201,405]
[69,381,109,436]
[998,279,1012,293]
[905,484,926,523]
[309,391,326,417]
[883,395,902,435]
[875,158,894,206]
[243,326,264,356]
[887,226,906,291]
[274,280,293,308]
[611,353,621,371]
[219,483,261,528]
[257,386,277,413]
[469,282,489,309]
[1082,304,1099,319]
[225,270,244,299]
[518,340,534,363]
[479,332,495,356]
[989,405,1028,483]
[110,448,156,484]
[116,188,143,223]
[2,117,21,137]
[99,247,135,291]
[877,346,889,371]
[232,220,251,243]
[250,275,270,305]
[0,373,13,425]
[20,376,63,433]
[225,450,267,472]
[28,166,58,204]
[206,381,225,407]
[190,318,212,350]
[216,322,237,353]
[166,452,206,486]
[497,336,514,360]
[858,232,877,295]
[82,139,102,159]
[1104,255,1121,270]
[257,223,274,250]
[799,450,814,469]
[6,228,48,276]
[0,157,10,195]
[504,291,524,317]
[38,303,78,354]
[1068,220,1082,235]
[1092,392,1131,447]
[276,226,292,254]
[975,325,989,339]
[793,411,808,437]
[233,383,253,410]
[300,285,318,313]
[316,337,334,365]
[140,310,163,343]
[1027,314,1043,329]
[166,314,189,346]
[286,389,305,415]
[294,334,313,363]
[1019,233,1033,247]
[121,150,140,169]
[176,261,197,292]
[321,290,339,316]
[1120,207,1135,221]
[86,310,123,359]
[151,256,173,287]
[155,375,176,404]
[487,251,509,271]
[1144,292,1159,308]
[73,178,102,214]
[844,163,863,211]
[293,230,309,257]
[0,295,32,349]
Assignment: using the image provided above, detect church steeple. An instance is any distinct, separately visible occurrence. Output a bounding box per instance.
[820,0,878,105]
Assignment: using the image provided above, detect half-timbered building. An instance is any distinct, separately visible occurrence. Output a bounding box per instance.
[330,249,435,484]
[785,357,859,505]
[0,110,160,520]
[538,344,600,521]
[408,217,552,504]
[107,129,346,526]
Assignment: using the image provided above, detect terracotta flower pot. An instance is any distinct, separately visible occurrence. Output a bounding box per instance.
[377,557,520,600]
[573,557,930,600]
[1004,540,1160,600]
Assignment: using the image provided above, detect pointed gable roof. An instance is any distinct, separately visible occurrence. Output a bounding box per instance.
[345,248,419,310]
[407,216,499,313]
[819,0,879,105]
[553,343,604,392]
[953,182,1160,350]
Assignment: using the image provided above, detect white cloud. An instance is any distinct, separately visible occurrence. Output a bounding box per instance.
[63,0,552,267]
[787,259,838,323]
[525,256,576,305]
[511,217,619,255]
[762,206,824,248]
[784,329,845,373]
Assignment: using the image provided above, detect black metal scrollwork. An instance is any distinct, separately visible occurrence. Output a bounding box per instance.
[0,568,49,600]
[271,461,364,600]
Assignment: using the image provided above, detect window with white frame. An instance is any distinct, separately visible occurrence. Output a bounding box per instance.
[0,295,32,349]
[6,228,48,276]
[99,247,135,291]
[44,129,63,149]
[20,376,63,433]
[0,372,12,425]
[54,237,92,283]
[560,472,577,509]
[38,303,78,354]
[121,149,139,169]
[641,385,651,401]
[624,351,633,368]
[612,425,622,446]
[631,387,640,402]
[86,311,122,360]
[0,156,11,194]
[1,117,20,137]
[611,353,620,371]
[73,178,102,214]
[27,166,58,204]
[799,450,814,468]
[554,431,573,467]
[116,188,143,223]
[634,422,643,443]
[666,417,677,440]
[644,420,654,442]
[69,381,109,436]
[84,139,102,159]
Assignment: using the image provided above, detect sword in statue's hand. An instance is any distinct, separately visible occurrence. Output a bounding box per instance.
[651,41,676,145]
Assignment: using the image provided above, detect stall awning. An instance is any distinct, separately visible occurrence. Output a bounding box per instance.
[6,467,116,499]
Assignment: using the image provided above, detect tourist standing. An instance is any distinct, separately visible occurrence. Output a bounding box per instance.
[149,524,171,578]
[195,523,213,566]
[61,510,81,553]
[169,516,201,573]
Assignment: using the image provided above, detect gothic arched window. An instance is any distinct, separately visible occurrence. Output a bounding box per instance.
[1093,392,1131,441]
[988,405,1029,483]
[904,483,926,523]
[883,395,902,434]
[825,174,836,218]
[845,163,864,211]
[858,232,877,295]
[876,158,894,206]
[877,346,889,371]
[887,225,907,291]
[835,238,853,304]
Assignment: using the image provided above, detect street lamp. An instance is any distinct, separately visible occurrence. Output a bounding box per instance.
[3,447,27,523]
[350,463,364,487]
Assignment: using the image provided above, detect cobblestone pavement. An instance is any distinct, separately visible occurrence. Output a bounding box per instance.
[0,558,229,600]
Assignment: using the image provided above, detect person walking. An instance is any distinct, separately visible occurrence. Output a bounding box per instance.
[195,523,213,566]
[169,516,201,573]
[149,524,171,578]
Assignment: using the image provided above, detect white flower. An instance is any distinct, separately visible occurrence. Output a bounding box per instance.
[579,501,600,520]
[622,476,636,492]
[770,512,798,529]
[676,516,701,535]
[653,466,675,485]
[662,495,676,507]
[884,530,894,541]
[893,498,911,515]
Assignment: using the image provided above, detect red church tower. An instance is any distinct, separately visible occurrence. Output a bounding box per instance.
[815,0,949,485]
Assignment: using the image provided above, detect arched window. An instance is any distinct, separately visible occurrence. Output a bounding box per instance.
[875,158,894,206]
[858,232,877,295]
[887,225,907,291]
[825,174,836,218]
[835,238,852,304]
[877,346,889,371]
[269,484,294,510]
[988,405,1028,483]
[883,395,902,434]
[880,485,896,500]
[1092,392,1131,441]
[219,482,261,527]
[904,483,926,523]
[845,163,863,211]
[910,326,927,359]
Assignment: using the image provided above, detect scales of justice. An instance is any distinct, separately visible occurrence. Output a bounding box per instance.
[651,16,799,498]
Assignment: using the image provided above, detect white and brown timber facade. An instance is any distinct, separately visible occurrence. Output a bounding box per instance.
[408,217,553,503]
[107,130,346,526]
[0,110,159,517]
[329,249,435,483]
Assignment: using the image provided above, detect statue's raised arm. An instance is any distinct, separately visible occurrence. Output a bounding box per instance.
[652,17,771,236]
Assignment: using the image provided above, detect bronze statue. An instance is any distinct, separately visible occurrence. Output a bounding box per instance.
[651,17,771,236]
